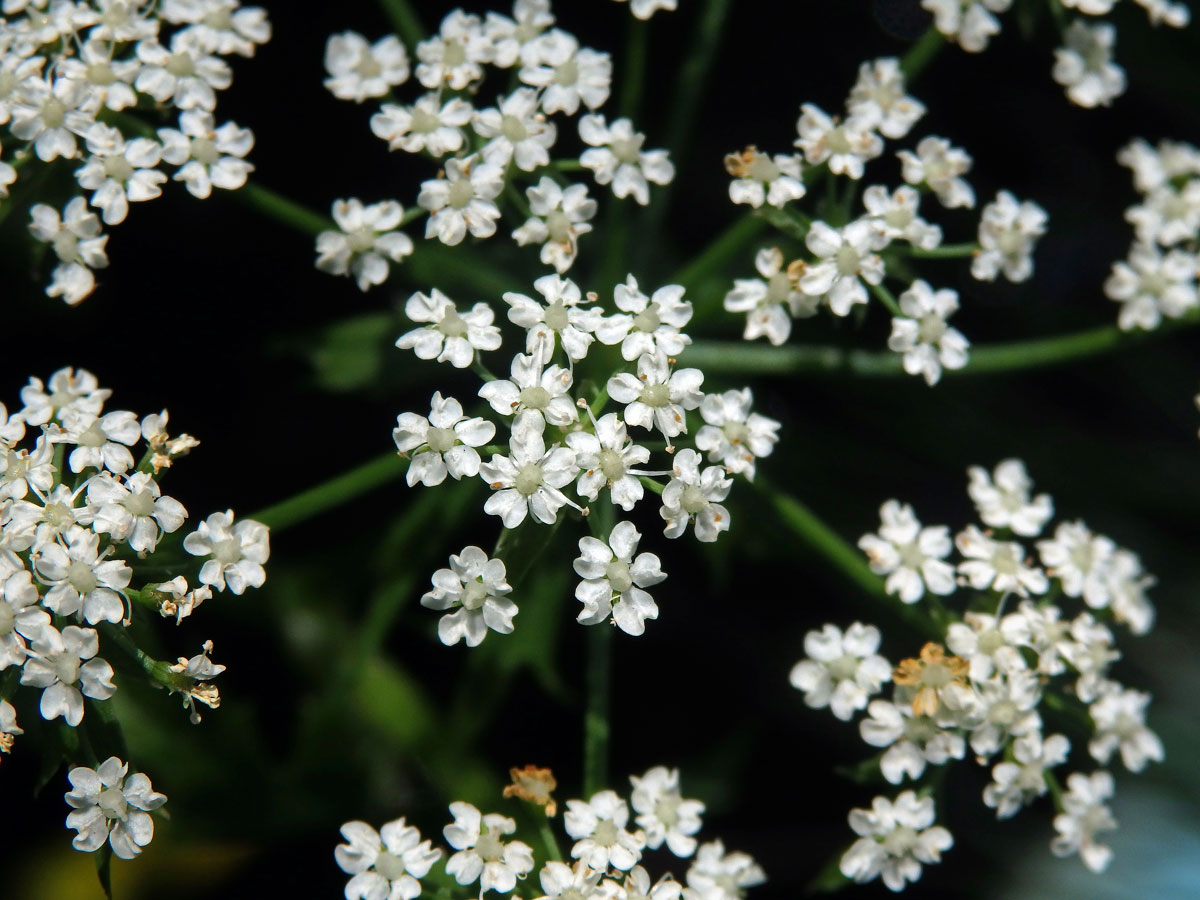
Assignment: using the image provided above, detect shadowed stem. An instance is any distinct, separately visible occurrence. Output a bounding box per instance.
[377,0,425,46]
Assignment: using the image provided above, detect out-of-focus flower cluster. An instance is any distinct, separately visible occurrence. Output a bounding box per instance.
[788,459,1161,890]
[0,0,270,304]
[0,366,270,858]
[335,765,764,900]
[316,0,677,290]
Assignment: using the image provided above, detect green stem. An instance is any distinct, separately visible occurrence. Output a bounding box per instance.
[899,242,979,259]
[538,815,564,862]
[236,181,333,236]
[377,0,425,46]
[617,16,649,122]
[248,451,407,532]
[671,213,768,304]
[868,281,903,317]
[899,26,945,81]
[758,204,813,242]
[582,622,612,797]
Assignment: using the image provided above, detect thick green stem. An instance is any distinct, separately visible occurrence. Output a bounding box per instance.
[538,815,564,862]
[899,242,979,259]
[236,181,333,236]
[617,16,649,122]
[248,452,406,532]
[377,0,425,46]
[582,623,612,797]
[671,213,768,304]
[900,27,945,81]
[868,281,903,317]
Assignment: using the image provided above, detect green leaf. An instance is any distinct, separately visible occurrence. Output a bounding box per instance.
[306,311,397,392]
[353,654,437,748]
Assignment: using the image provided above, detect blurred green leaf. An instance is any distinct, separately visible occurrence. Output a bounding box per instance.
[353,654,436,748]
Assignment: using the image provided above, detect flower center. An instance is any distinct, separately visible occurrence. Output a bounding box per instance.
[425,426,457,454]
[746,154,780,182]
[546,210,573,243]
[77,423,107,449]
[766,271,792,304]
[977,629,1005,654]
[410,108,440,134]
[55,654,81,685]
[44,500,75,528]
[605,559,633,593]
[991,544,1020,576]
[553,57,579,86]
[611,135,644,165]
[41,97,66,128]
[86,61,116,86]
[519,386,552,410]
[98,785,129,820]
[347,226,376,254]
[598,448,626,482]
[356,54,383,80]
[543,299,569,332]
[680,484,707,515]
[0,603,15,636]
[191,137,220,166]
[53,231,79,262]
[461,579,489,611]
[166,51,195,78]
[724,421,751,445]
[212,537,242,565]
[448,177,475,209]
[437,308,468,337]
[442,40,467,68]
[592,820,619,847]
[203,9,234,30]
[514,463,543,495]
[827,654,860,681]
[882,825,918,856]
[919,661,953,689]
[835,244,861,277]
[825,126,852,155]
[474,828,505,861]
[373,851,409,881]
[639,383,670,407]
[103,155,135,183]
[917,313,947,344]
[501,113,528,143]
[632,306,660,333]
[989,699,1018,727]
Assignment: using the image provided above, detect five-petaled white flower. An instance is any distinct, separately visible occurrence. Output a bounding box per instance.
[789,622,892,721]
[20,624,116,726]
[504,274,601,363]
[396,288,502,368]
[793,104,882,179]
[695,388,779,481]
[335,817,442,900]
[564,789,646,871]
[723,247,818,346]
[846,58,925,139]
[519,29,612,115]
[324,31,410,102]
[418,157,505,246]
[158,110,255,199]
[422,546,517,647]
[858,500,956,604]
[685,840,766,900]
[573,520,666,635]
[659,448,732,543]
[444,802,535,892]
[474,87,557,171]
[371,95,473,157]
[579,114,674,206]
[629,766,705,858]
[840,791,953,891]
[595,276,693,362]
[315,199,414,292]
[393,393,496,487]
[183,509,270,595]
[564,413,653,511]
[966,459,1054,537]
[723,146,806,209]
[65,756,167,859]
[955,525,1048,597]
[1052,20,1125,109]
[607,352,703,443]
[479,352,578,427]
[1051,770,1118,872]
[897,136,976,209]
[887,280,970,386]
[479,413,580,528]
[512,177,597,274]
[971,191,1048,283]
[797,219,885,316]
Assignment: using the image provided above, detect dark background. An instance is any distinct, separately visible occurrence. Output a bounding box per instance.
[3,0,1200,898]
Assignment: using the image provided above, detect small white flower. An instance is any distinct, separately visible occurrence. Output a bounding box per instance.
[595,276,693,362]
[971,191,1048,283]
[20,624,116,726]
[324,31,409,102]
[62,408,140,474]
[564,413,653,511]
[794,104,882,179]
[966,459,1054,537]
[862,184,942,249]
[1105,242,1198,332]
[694,388,779,481]
[415,11,492,90]
[474,87,557,171]
[789,622,892,722]
[396,288,502,369]
[484,1,555,69]
[840,791,953,891]
[504,274,601,363]
[158,110,255,199]
[87,472,187,554]
[629,766,704,858]
[897,136,976,209]
[685,840,766,900]
[166,0,272,57]
[535,859,605,900]
[922,0,1013,53]
[419,157,505,247]
[0,555,49,669]
[371,95,474,157]
[723,248,818,346]
[512,177,597,274]
[58,39,139,112]
[444,802,535,893]
[607,352,704,443]
[564,790,646,871]
[479,352,578,427]
[614,0,678,19]
[335,818,442,900]
[183,509,270,595]
[1132,0,1190,27]
[9,75,95,162]
[945,610,1030,682]
[422,546,516,647]
[520,30,611,115]
[579,114,674,206]
[73,124,167,226]
[860,698,966,784]
[573,520,666,635]
[315,199,414,292]
[1036,520,1116,609]
[798,219,885,316]
[20,367,110,427]
[858,500,956,604]
[479,413,579,528]
[955,525,1048,597]
[34,524,131,624]
[1088,685,1164,772]
[1051,770,1118,872]
[28,197,109,305]
[1125,180,1200,247]
[723,146,806,209]
[887,280,969,386]
[659,448,732,543]
[65,757,167,859]
[1105,548,1155,635]
[1053,20,1125,108]
[983,731,1070,819]
[846,58,925,139]
[393,393,496,488]
[135,33,231,111]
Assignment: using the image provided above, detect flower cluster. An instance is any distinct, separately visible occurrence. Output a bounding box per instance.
[1,0,270,304]
[0,366,270,858]
[335,766,763,900]
[721,57,1049,385]
[1106,137,1200,331]
[397,270,778,646]
[790,459,1161,888]
[316,1,676,289]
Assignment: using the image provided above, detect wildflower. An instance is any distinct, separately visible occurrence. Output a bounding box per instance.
[1125,180,1200,247]
[422,546,516,647]
[971,191,1048,283]
[27,197,109,305]
[503,764,557,815]
[857,501,956,604]
[535,860,605,900]
[34,524,132,624]
[892,643,970,717]
[73,124,167,226]
[840,791,953,891]
[922,0,1012,53]
[694,388,779,481]
[1052,21,1125,108]
[793,104,882,179]
[984,731,1071,818]
[415,11,492,90]
[1087,685,1164,772]
[65,757,167,859]
[723,146,806,209]
[504,274,600,363]
[335,818,442,900]
[564,413,653,511]
[478,352,578,427]
[182,509,270,595]
[1051,771,1117,872]
[862,185,942,249]
[564,790,646,871]
[1036,520,1115,609]
[20,625,116,726]
[418,157,505,247]
[659,448,732,543]
[323,31,409,102]
[797,219,885,316]
[519,30,611,115]
[579,114,674,206]
[897,136,976,209]
[846,58,925,139]
[393,392,496,487]
[860,698,967,784]
[474,87,557,171]
[444,802,535,893]
[135,32,232,111]
[887,280,969,386]
[629,766,704,857]
[396,288,502,369]
[686,840,765,900]
[966,459,1053,537]
[484,1,555,69]
[158,110,255,199]
[955,525,1048,597]
[1105,242,1198,332]
[512,177,597,274]
[371,95,473,157]
[789,622,892,722]
[723,248,818,346]
[0,555,49,669]
[315,199,414,292]
[479,413,580,528]
[596,276,693,362]
[606,352,704,443]
[573,520,666,635]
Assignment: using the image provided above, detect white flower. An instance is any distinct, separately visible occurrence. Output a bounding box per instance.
[1051,771,1117,872]
[65,757,167,859]
[1053,20,1125,108]
[564,790,646,871]
[564,413,652,511]
[966,459,1054,537]
[158,110,254,199]
[419,157,505,246]
[58,39,139,111]
[62,408,140,474]
[87,472,187,554]
[694,388,779,481]
[955,525,1048,597]
[596,276,693,362]
[396,288,502,369]
[614,0,678,19]
[579,115,674,206]
[611,867,683,900]
[1132,0,1190,27]
[629,766,703,857]
[474,87,557,171]
[421,546,516,647]
[20,624,116,726]
[513,178,597,274]
[335,818,442,900]
[793,104,882,179]
[659,448,732,543]
[887,280,969,386]
[0,437,56,503]
[983,731,1070,818]
[504,274,601,363]
[183,509,270,595]
[723,146,806,209]
[971,191,1048,283]
[1125,180,1200,247]
[444,802,535,893]
[20,367,109,427]
[685,840,766,900]
[324,31,409,102]
[28,197,109,305]
[9,75,94,162]
[607,352,704,443]
[479,353,577,427]
[1036,520,1115,608]
[479,414,579,528]
[1105,242,1198,332]
[857,500,956,604]
[0,555,49,669]
[73,124,167,226]
[519,30,611,115]
[922,0,1013,53]
[535,859,605,900]
[415,11,491,90]
[1106,548,1155,635]
[840,791,953,891]
[34,524,131,624]
[846,58,925,139]
[723,247,818,346]
[798,219,885,316]
[896,136,976,209]
[945,610,1030,682]
[7,482,88,551]
[956,668,1043,758]
[371,95,473,157]
[151,576,212,625]
[1116,138,1200,194]
[315,199,414,292]
[484,1,555,68]
[860,698,966,784]
[1088,685,1164,772]
[789,622,892,722]
[862,184,942,249]
[573,520,666,635]
[166,0,272,57]
[135,33,231,111]
[393,393,496,488]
